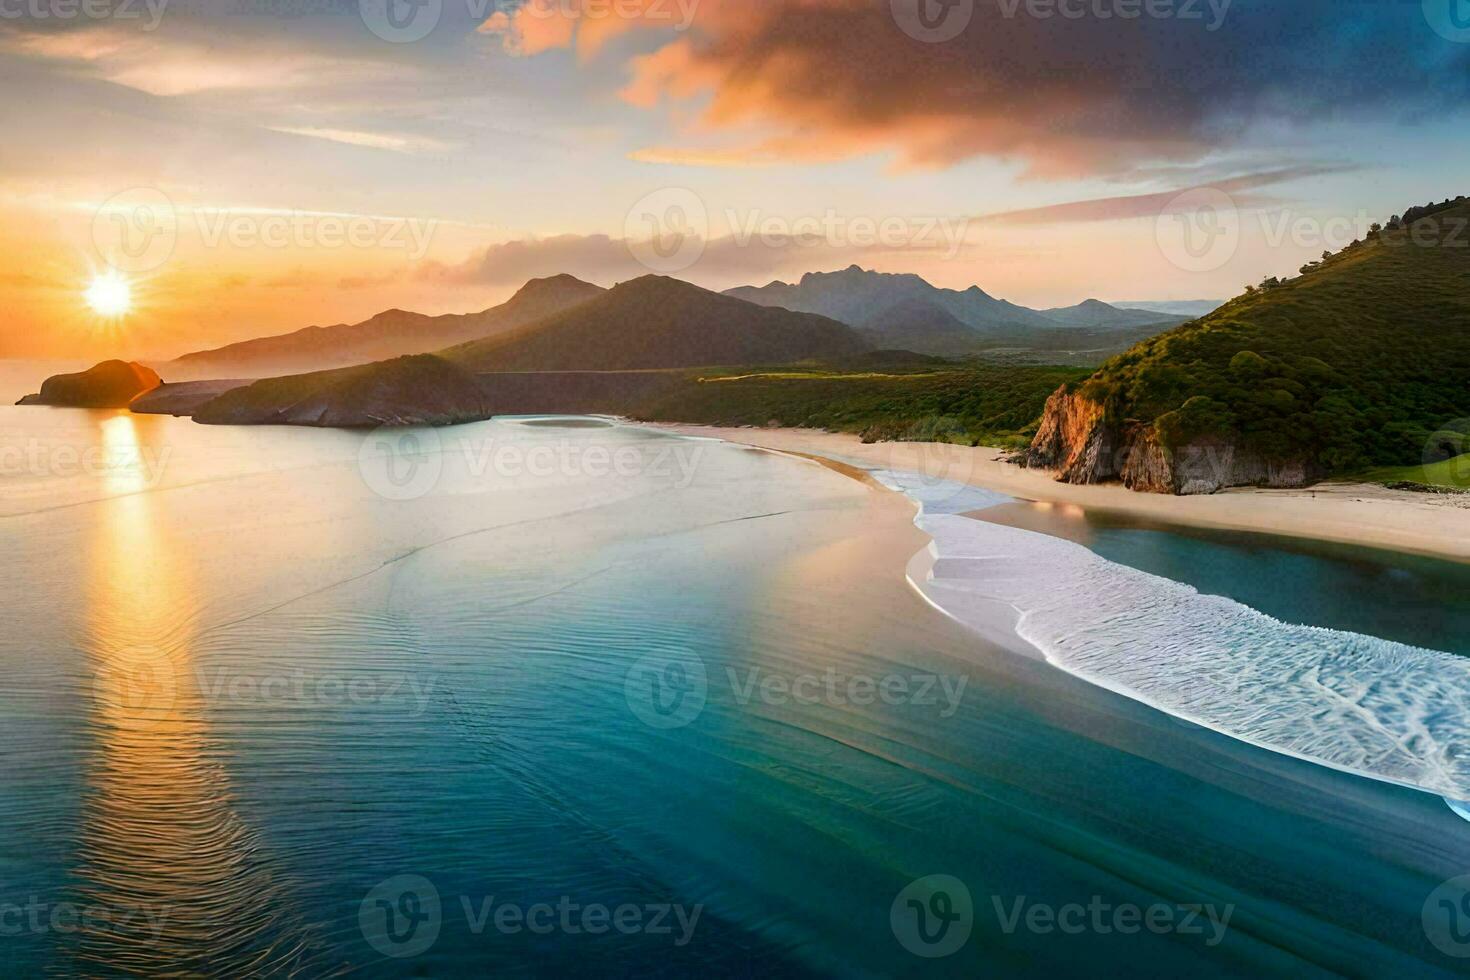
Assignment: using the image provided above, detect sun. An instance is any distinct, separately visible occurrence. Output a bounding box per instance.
[85,271,132,317]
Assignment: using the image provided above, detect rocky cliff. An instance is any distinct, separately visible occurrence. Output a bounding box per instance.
[1023,386,1319,495]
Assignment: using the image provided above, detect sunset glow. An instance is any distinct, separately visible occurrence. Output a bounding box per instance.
[84,272,133,318]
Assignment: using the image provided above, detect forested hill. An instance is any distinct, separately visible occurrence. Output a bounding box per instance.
[1072,196,1470,476]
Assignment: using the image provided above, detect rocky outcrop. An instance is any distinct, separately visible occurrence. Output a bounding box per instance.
[1023,386,1319,495]
[1024,388,1120,484]
[17,360,162,408]
[129,380,252,417]
[193,355,494,428]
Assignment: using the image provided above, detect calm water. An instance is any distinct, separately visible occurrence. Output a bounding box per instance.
[3,388,1470,976]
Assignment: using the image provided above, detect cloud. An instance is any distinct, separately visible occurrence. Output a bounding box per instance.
[487,0,1470,178]
[1,23,400,97]
[264,126,455,154]
[980,164,1358,225]
[424,228,974,290]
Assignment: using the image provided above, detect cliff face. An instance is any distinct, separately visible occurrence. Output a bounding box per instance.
[1023,386,1319,495]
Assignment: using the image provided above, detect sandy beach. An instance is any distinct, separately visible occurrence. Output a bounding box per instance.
[659,425,1470,564]
[656,421,1470,804]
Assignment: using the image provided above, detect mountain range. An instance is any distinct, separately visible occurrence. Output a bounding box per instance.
[177,276,870,426]
[443,276,868,371]
[167,266,1201,375]
[172,274,606,377]
[725,266,1192,354]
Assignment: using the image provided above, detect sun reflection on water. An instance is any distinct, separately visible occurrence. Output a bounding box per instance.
[75,414,316,975]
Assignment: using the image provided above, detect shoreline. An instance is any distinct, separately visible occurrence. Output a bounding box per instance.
[655,425,1470,565]
[655,423,1470,812]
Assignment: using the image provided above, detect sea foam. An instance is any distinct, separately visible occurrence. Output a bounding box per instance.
[871,470,1470,801]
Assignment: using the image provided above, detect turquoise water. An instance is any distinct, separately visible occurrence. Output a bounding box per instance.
[3,402,1470,976]
[975,501,1470,658]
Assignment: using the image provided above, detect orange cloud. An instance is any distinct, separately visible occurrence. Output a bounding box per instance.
[484,0,1465,178]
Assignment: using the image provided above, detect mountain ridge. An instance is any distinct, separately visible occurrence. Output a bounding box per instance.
[171,274,606,376]
[725,265,1186,354]
[445,275,870,372]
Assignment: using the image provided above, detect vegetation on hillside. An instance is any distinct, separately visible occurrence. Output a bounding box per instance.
[1075,197,1470,472]
[633,362,1090,448]
[444,276,868,371]
[1356,454,1470,492]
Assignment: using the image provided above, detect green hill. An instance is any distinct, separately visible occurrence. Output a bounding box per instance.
[193,354,493,428]
[444,275,869,371]
[1028,196,1470,493]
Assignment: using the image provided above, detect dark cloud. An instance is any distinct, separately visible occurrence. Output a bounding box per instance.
[500,0,1470,177]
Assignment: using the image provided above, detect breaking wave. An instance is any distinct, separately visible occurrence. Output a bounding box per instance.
[872,471,1470,801]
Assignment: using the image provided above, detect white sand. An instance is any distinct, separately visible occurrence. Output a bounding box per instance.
[658,425,1470,564]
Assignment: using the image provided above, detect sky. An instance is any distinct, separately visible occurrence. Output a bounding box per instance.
[1,0,1467,359]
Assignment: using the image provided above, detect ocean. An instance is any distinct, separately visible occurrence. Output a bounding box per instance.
[3,368,1470,976]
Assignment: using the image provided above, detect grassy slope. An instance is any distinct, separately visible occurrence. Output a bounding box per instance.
[632,363,1090,448]
[1077,199,1470,472]
[1357,454,1470,490]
